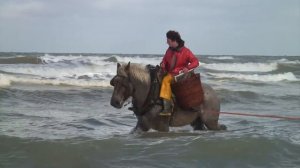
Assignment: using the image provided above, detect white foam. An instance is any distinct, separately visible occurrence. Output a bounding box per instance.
[276,58,300,65]
[208,56,234,60]
[40,54,162,66]
[290,134,300,145]
[113,55,162,65]
[40,54,82,63]
[202,62,278,72]
[41,54,109,66]
[208,72,299,82]
[0,74,112,87]
[0,62,116,80]
[0,74,11,87]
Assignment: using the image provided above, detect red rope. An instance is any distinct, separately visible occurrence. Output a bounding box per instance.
[220,111,300,120]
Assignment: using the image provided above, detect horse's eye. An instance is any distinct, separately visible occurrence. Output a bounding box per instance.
[110,77,116,86]
[110,80,115,86]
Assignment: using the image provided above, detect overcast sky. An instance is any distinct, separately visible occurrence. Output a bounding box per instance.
[0,0,299,55]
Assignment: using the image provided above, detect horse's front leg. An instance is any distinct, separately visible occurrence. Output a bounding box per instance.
[154,117,170,132]
[147,105,170,132]
[130,125,146,134]
[130,117,150,134]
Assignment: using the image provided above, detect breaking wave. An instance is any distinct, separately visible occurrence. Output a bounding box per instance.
[0,54,162,88]
[202,62,278,72]
[202,59,300,73]
[39,54,161,66]
[208,72,299,82]
[0,74,111,88]
[1,53,299,88]
[207,56,234,60]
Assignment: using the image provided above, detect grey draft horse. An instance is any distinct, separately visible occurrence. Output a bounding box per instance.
[110,62,226,133]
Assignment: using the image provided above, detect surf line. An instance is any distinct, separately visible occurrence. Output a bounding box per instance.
[220,111,300,120]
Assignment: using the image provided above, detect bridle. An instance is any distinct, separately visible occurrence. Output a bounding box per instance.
[110,74,130,87]
[110,74,135,106]
[110,65,162,116]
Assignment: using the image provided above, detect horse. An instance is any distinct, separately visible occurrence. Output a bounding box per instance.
[110,62,226,133]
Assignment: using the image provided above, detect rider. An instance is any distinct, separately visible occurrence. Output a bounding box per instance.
[159,30,199,116]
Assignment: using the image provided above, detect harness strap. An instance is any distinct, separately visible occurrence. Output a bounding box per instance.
[133,65,162,116]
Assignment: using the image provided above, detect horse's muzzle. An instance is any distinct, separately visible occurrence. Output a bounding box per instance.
[110,99,123,109]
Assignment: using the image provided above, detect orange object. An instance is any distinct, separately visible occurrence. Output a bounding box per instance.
[159,73,174,100]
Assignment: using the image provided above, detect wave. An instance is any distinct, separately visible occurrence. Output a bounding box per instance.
[208,56,234,60]
[1,54,299,88]
[0,74,111,88]
[217,89,260,104]
[202,62,278,72]
[0,56,42,64]
[202,58,300,73]
[0,74,11,87]
[276,58,300,65]
[40,54,162,66]
[0,63,116,80]
[2,54,299,74]
[276,59,300,73]
[0,54,162,66]
[0,55,158,88]
[208,72,299,82]
[0,54,163,88]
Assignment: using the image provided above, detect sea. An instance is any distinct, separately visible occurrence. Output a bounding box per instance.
[0,52,299,168]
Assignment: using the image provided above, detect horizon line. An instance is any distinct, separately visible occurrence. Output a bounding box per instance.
[0,51,299,57]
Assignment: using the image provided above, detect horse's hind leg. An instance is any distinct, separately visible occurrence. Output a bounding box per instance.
[200,84,227,131]
[204,119,226,130]
[191,117,206,130]
[201,110,227,130]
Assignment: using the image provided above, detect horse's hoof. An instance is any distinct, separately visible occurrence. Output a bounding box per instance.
[219,124,227,130]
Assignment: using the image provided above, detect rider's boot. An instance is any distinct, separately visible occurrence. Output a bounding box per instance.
[159,99,172,116]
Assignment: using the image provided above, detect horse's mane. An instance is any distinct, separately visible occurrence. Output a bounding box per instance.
[120,63,151,85]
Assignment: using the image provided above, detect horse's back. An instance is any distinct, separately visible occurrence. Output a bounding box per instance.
[201,83,220,106]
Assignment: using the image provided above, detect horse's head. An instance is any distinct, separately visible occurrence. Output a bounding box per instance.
[110,62,134,108]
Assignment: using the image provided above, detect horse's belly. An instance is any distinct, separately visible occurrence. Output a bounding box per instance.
[169,110,198,127]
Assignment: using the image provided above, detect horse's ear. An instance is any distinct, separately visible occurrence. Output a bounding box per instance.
[117,63,121,69]
[125,62,130,71]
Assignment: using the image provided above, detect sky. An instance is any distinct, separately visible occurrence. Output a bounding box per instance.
[0,0,299,55]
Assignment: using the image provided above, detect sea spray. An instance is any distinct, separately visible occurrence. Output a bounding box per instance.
[208,72,299,82]
[0,74,11,87]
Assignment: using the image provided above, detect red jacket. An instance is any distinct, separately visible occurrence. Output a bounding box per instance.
[161,46,199,76]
